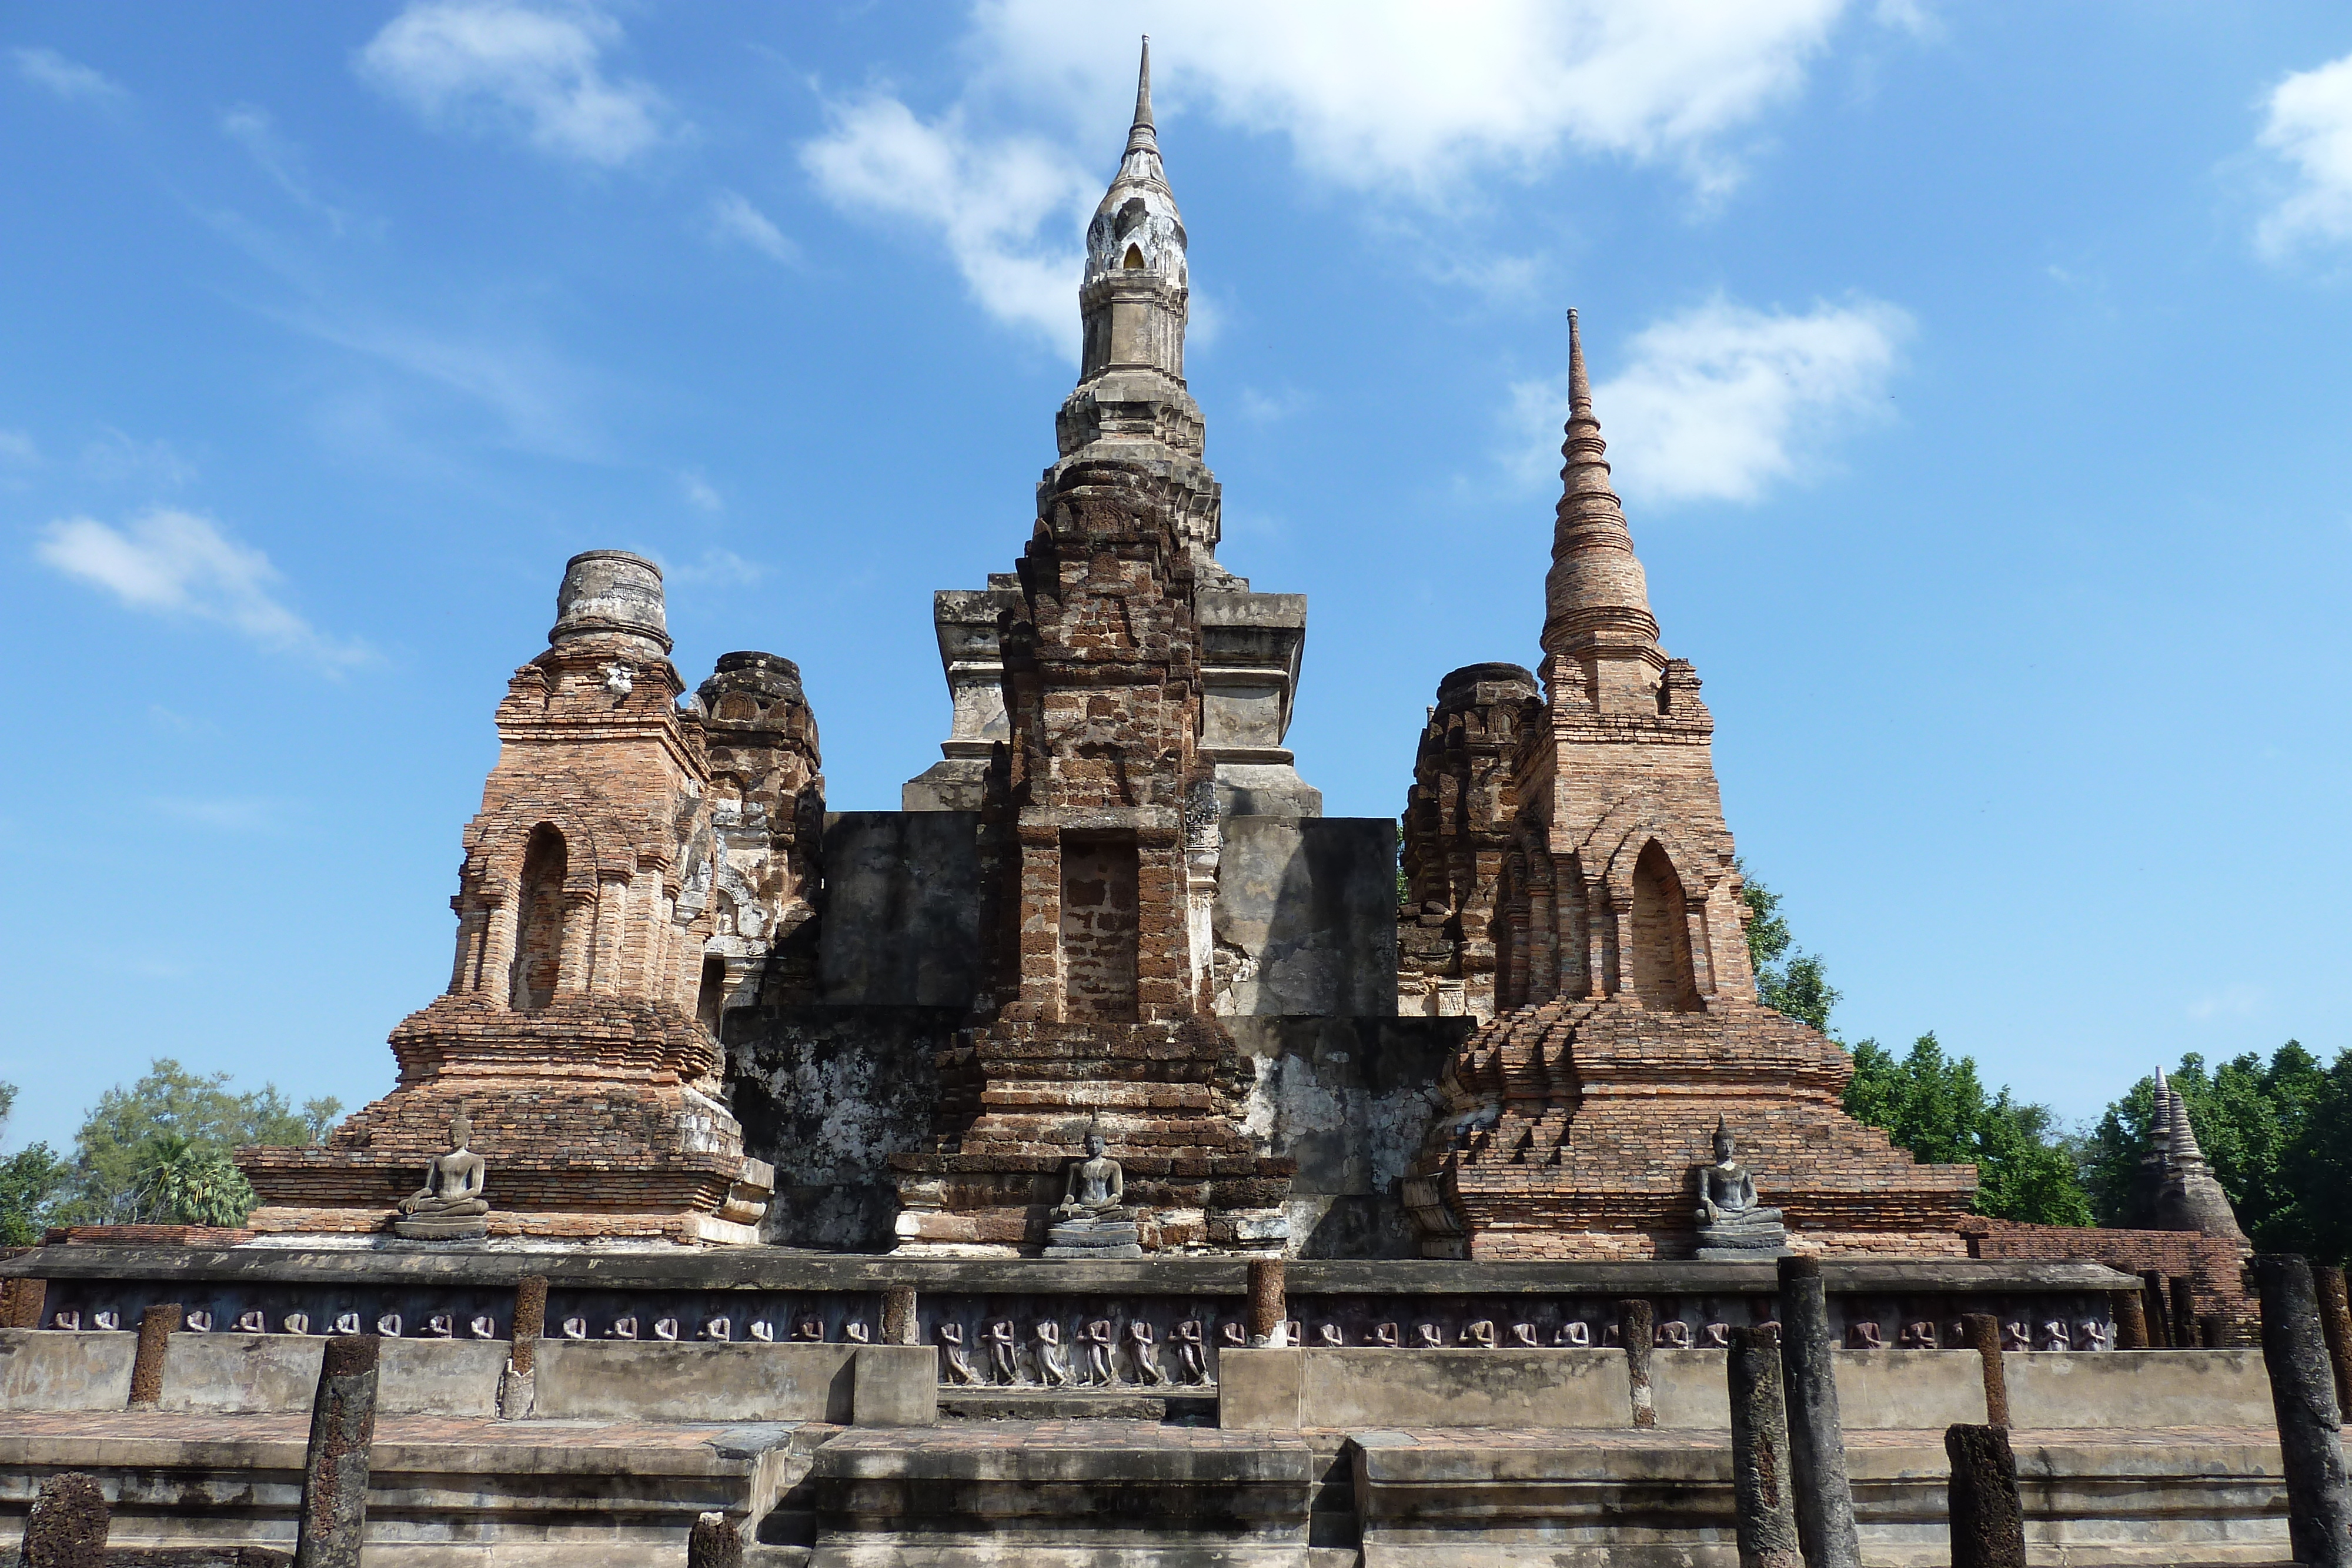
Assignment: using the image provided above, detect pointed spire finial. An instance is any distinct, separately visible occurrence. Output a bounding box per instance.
[1125,36,1158,157]
[1568,308,1592,415]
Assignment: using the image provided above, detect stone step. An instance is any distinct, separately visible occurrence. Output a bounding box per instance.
[938,1385,1220,1423]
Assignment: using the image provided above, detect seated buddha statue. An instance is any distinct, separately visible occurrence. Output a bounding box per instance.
[395,1109,490,1240]
[1691,1116,1788,1261]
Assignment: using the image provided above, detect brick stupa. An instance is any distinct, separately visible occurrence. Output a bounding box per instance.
[240,552,781,1244]
[888,44,1294,1255]
[1403,314,1976,1260]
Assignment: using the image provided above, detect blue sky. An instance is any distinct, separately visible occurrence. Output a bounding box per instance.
[5,2,2351,1154]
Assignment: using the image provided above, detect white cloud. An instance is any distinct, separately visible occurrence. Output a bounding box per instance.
[357,0,675,167]
[665,547,767,587]
[1509,297,1910,507]
[973,0,1855,196]
[11,46,125,104]
[679,469,723,512]
[709,190,798,263]
[2188,985,2264,1022]
[35,509,369,669]
[222,105,354,235]
[81,427,196,487]
[801,96,1093,352]
[0,429,36,466]
[2257,51,2352,256]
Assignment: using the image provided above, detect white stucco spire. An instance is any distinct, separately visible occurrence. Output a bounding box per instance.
[1086,37,1187,289]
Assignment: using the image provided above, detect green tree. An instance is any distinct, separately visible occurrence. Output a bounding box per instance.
[2281,1050,2352,1268]
[0,1084,70,1247]
[56,1059,339,1227]
[1738,861,1840,1035]
[1845,1033,2094,1227]
[2080,1044,2331,1250]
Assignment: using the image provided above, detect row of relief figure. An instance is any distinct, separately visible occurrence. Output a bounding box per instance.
[1852,1318,2117,1352]
[938,1318,1213,1388]
[41,1308,488,1338]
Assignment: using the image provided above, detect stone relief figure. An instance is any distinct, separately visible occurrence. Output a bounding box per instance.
[1035,1319,1073,1386]
[1900,1320,1940,1349]
[2080,1319,2114,1352]
[1462,1319,1497,1348]
[1084,1319,1118,1385]
[1555,1321,1591,1347]
[1045,1128,1143,1259]
[1690,1116,1789,1261]
[1415,1323,1444,1349]
[938,1322,982,1386]
[1656,1320,1692,1349]
[1373,1322,1401,1348]
[2002,1321,2032,1352]
[1128,1322,1169,1386]
[1220,1322,1247,1347]
[984,1320,1021,1385]
[1847,1322,1883,1350]
[2037,1319,2072,1352]
[395,1108,490,1240]
[1319,1324,1347,1347]
[1172,1319,1209,1385]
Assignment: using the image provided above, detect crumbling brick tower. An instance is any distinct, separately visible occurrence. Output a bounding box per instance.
[890,44,1294,1255]
[242,553,786,1244]
[1403,315,1975,1260]
[1398,663,1541,1020]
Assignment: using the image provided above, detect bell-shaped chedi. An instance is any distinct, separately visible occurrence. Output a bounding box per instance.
[1402,315,1976,1259]
[240,552,791,1245]
[2149,1069,2250,1245]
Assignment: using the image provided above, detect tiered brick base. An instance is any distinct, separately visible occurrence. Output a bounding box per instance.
[1967,1217,2253,1342]
[892,1019,1293,1255]
[243,995,771,1246]
[1411,995,1976,1259]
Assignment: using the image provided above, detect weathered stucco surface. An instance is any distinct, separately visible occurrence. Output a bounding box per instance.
[1233,1017,1472,1257]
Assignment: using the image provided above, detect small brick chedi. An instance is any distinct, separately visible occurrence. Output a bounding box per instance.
[888,46,1295,1256]
[1402,315,1977,1261]
[241,553,814,1244]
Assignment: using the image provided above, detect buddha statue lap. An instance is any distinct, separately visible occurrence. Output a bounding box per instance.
[1690,1116,1789,1261]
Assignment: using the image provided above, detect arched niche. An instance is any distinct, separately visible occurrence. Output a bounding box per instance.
[510,824,568,1012]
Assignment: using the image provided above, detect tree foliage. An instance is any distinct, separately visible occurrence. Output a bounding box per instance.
[1846,1033,2094,1227]
[1738,861,1840,1035]
[0,1084,71,1248]
[52,1059,340,1227]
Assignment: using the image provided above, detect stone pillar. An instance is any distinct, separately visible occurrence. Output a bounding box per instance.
[2200,1313,2224,1349]
[1619,1298,1655,1428]
[2112,1289,2149,1350]
[1960,1313,2009,1429]
[1248,1259,1286,1346]
[2255,1255,2352,1568]
[1945,1423,2027,1568]
[2316,1265,2352,1415]
[128,1302,181,1408]
[500,1274,547,1420]
[295,1334,380,1568]
[1776,1256,1860,1568]
[688,1511,745,1568]
[18,1471,109,1567]
[883,1286,918,1346]
[510,1276,547,1375]
[1727,1326,1803,1568]
[2139,1269,2171,1348]
[0,1275,45,1329]
[2169,1276,2196,1346]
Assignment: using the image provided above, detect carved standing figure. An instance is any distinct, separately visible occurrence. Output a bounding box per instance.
[1128,1321,1169,1386]
[984,1319,1021,1385]
[938,1322,982,1386]
[1172,1319,1208,1385]
[1035,1319,1073,1386]
[1084,1319,1118,1385]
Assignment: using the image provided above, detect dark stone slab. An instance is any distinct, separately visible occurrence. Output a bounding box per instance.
[815,811,982,1008]
[1214,817,1399,1017]
[722,1004,957,1251]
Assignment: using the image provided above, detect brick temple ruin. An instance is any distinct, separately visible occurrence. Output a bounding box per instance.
[0,41,2277,1568]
